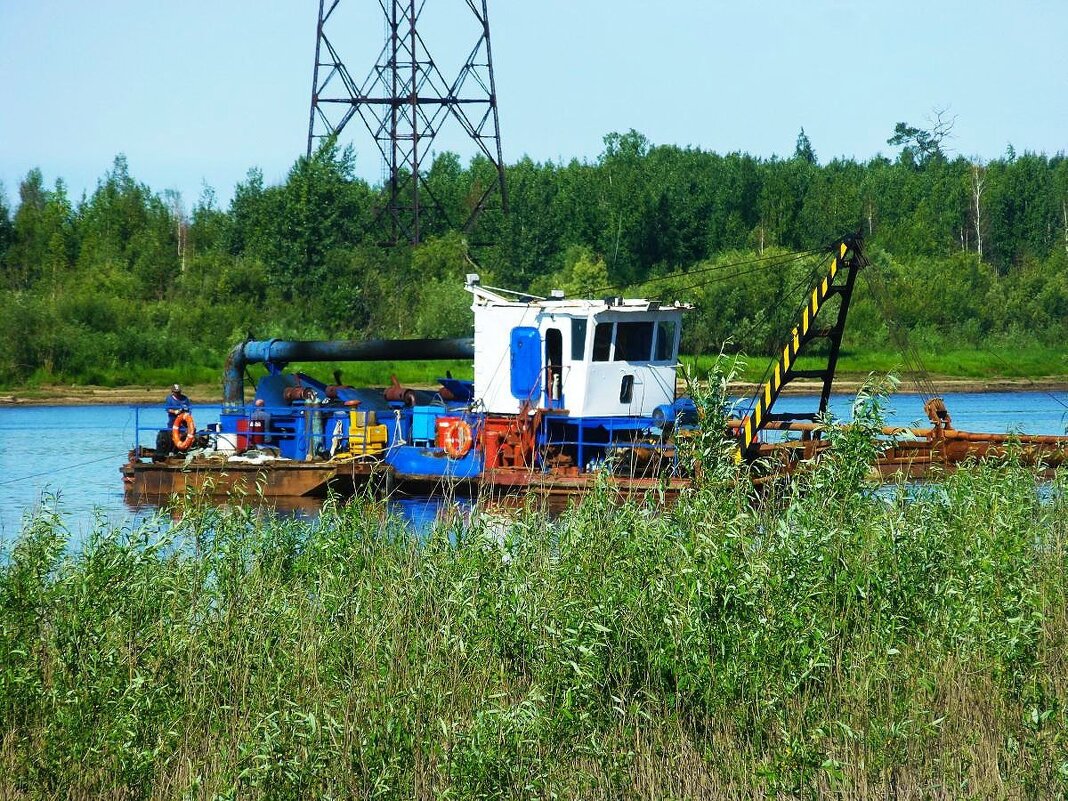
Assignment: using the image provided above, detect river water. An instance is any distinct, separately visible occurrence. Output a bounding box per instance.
[0,391,1065,540]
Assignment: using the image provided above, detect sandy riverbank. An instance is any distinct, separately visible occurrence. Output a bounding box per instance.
[0,384,226,406]
[2,375,1067,406]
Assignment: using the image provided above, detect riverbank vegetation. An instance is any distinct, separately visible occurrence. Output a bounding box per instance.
[1,127,1067,389]
[2,391,1067,797]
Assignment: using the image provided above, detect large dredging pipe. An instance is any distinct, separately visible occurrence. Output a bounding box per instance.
[223,338,475,406]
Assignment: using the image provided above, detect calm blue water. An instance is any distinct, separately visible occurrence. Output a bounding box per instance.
[0,391,1065,539]
[767,390,1068,434]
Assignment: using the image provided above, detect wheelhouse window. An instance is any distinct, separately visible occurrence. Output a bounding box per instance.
[592,322,613,361]
[654,320,678,362]
[571,318,588,361]
[613,321,654,362]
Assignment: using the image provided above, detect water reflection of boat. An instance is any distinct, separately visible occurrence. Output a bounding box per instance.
[123,487,573,540]
[123,493,329,523]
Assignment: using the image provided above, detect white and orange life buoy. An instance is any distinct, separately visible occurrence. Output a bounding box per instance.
[172,411,196,451]
[442,420,473,459]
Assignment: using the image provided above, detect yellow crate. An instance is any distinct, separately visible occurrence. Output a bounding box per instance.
[348,414,388,455]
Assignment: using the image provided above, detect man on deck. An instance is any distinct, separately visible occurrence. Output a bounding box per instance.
[165,384,190,426]
[249,398,272,446]
[157,384,192,458]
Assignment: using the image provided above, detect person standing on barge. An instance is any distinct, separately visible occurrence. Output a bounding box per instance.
[165,383,190,425]
[158,384,192,457]
[249,398,272,446]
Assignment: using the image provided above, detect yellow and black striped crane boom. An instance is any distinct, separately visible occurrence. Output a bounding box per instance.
[736,234,868,461]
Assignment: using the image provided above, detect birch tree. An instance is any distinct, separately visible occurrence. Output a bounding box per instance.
[163,189,187,274]
[971,160,986,263]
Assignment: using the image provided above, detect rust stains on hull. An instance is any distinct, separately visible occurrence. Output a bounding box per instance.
[123,458,688,503]
[123,423,1068,505]
[122,459,377,500]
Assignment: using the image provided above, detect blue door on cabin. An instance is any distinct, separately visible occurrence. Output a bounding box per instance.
[509,326,542,402]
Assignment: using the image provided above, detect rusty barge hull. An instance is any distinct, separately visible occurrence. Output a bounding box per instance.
[872,438,1067,480]
[751,423,1068,482]
[122,431,1067,505]
[123,460,372,499]
[122,459,692,503]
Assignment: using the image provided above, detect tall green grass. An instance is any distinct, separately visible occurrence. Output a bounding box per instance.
[2,395,1067,797]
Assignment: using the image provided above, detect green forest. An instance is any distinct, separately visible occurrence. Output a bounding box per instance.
[1,126,1067,388]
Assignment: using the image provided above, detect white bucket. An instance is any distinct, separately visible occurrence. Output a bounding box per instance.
[215,433,238,454]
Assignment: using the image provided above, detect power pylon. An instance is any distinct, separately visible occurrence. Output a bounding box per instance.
[308,0,508,245]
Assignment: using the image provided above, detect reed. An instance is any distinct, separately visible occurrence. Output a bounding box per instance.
[2,397,1067,798]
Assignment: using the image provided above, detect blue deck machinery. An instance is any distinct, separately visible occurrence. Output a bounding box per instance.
[219,336,484,478]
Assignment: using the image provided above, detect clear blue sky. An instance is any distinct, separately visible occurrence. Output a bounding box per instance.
[1,0,1066,209]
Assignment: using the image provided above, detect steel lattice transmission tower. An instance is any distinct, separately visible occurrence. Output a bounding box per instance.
[308,0,508,245]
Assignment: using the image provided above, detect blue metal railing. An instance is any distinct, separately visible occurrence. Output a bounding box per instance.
[539,415,679,475]
[129,403,398,462]
[130,404,222,452]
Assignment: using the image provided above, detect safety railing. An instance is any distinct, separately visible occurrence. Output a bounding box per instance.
[538,415,678,476]
[129,403,396,462]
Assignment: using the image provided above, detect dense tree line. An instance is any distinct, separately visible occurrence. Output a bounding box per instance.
[1,129,1066,386]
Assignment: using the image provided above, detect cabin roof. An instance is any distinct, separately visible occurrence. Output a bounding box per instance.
[481,298,688,313]
[465,275,692,314]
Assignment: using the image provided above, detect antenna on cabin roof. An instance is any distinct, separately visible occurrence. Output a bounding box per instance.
[307,0,509,246]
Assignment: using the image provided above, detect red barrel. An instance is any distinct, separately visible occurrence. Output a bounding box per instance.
[236,418,249,452]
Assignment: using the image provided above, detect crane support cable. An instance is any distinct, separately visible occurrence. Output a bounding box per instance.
[0,452,130,488]
[589,247,822,298]
[662,250,820,299]
[861,269,939,402]
[979,346,1068,413]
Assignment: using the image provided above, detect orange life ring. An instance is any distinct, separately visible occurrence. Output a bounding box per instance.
[172,411,196,451]
[442,420,473,459]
